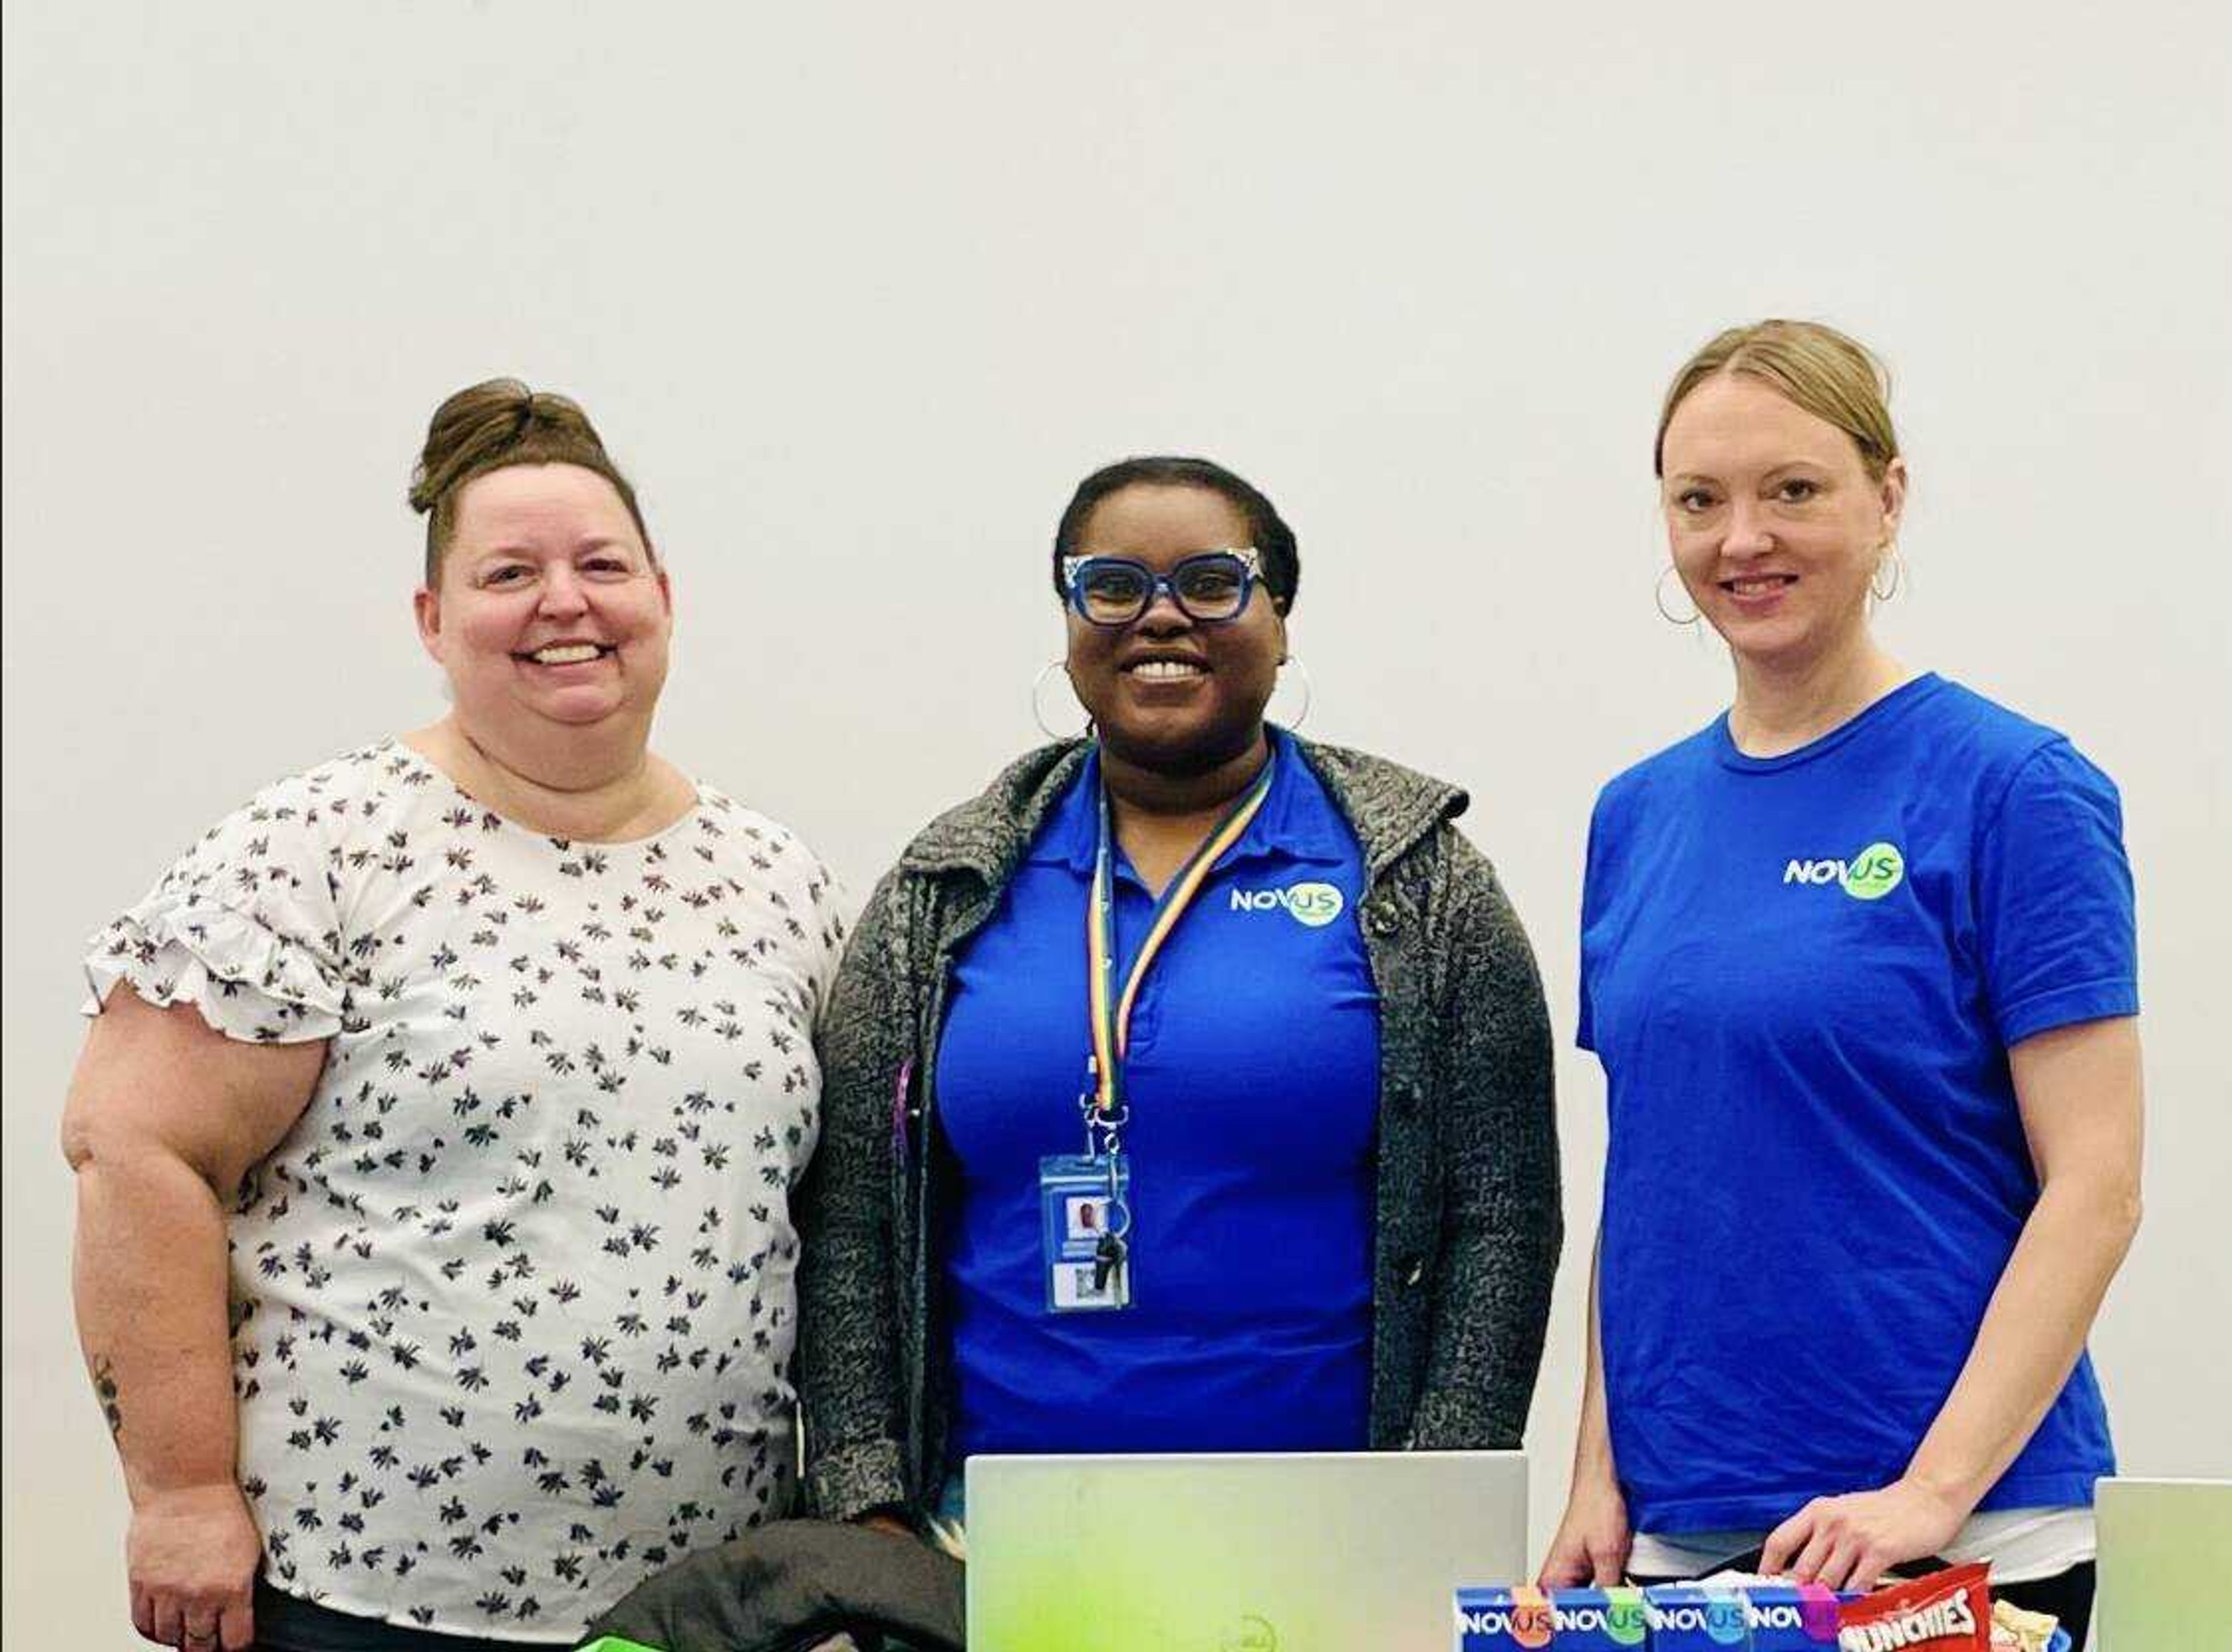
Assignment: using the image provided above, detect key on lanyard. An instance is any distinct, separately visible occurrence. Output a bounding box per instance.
[1092,1228,1127,1293]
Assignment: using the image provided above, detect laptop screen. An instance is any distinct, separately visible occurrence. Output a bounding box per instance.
[2095,1477,2232,1650]
[967,1451,1528,1652]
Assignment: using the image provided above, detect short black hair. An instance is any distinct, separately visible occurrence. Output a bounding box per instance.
[1051,456,1300,614]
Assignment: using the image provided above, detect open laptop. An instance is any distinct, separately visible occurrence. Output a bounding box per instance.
[2094,1476,2232,1651]
[966,1451,1528,1652]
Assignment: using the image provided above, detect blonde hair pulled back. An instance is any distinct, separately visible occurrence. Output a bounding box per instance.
[409,379,650,583]
[1654,320,1899,482]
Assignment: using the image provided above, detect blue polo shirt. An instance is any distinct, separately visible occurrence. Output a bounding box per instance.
[1579,675,2137,1534]
[939,729,1380,1460]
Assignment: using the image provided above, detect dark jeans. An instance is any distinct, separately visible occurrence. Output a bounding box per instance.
[1626,1561,2095,1652]
[252,1581,542,1652]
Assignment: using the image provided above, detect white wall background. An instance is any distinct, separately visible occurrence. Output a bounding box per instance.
[5,2,2227,1643]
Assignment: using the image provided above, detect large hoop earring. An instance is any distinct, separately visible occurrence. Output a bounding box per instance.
[1870,542,1905,603]
[1655,564,1701,626]
[1031,659,1091,741]
[1272,656,1314,731]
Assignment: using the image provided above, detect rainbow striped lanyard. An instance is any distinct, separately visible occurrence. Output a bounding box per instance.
[1081,749,1278,1154]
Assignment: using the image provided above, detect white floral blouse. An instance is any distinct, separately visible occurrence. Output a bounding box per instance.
[83,740,846,1642]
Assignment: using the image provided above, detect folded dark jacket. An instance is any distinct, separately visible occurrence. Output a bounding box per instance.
[582,1519,964,1652]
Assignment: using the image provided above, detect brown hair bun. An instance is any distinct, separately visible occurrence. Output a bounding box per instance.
[409,378,650,581]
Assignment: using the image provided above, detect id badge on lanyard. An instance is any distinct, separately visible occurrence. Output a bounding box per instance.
[1038,1151,1133,1311]
[1039,752,1276,1315]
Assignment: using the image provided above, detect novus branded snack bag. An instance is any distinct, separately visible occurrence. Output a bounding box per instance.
[1740,1581,1843,1649]
[1547,1586,1648,1648]
[1643,1583,1752,1649]
[1454,1585,1553,1650]
[1835,1563,1993,1652]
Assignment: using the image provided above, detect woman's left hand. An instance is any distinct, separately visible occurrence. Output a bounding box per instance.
[1759,1478,1970,1591]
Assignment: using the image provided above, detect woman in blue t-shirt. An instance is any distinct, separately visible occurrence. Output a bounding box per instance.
[1539,321,2142,1644]
[798,456,1563,1539]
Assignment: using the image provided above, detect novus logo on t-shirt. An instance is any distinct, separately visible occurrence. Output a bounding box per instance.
[1228,881,1344,927]
[1781,841,1905,901]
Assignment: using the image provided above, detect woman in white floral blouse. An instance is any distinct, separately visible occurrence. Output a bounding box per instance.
[63,381,846,1652]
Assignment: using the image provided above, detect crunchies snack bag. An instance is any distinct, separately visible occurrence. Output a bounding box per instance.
[1454,1585,1554,1650]
[1547,1586,1650,1648]
[1836,1562,1993,1652]
[1643,1582,1753,1649]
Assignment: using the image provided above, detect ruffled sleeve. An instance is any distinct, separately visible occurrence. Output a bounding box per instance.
[83,785,347,1044]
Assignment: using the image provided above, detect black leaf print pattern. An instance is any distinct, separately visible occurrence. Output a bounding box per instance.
[83,741,843,1639]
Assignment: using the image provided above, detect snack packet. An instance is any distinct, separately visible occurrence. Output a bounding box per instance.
[1454,1585,1554,1650]
[1643,1582,1752,1649]
[1687,1571,1854,1649]
[1836,1562,1993,1651]
[1740,1581,1844,1649]
[1548,1586,1650,1647]
[1987,1598,2062,1652]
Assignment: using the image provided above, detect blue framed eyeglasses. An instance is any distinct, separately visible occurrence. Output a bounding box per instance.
[1060,549,1264,627]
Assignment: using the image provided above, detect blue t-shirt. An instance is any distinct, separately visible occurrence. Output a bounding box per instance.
[1578,675,2137,1534]
[938,730,1380,1460]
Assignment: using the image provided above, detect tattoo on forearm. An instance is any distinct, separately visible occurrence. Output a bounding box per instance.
[91,1355,123,1440]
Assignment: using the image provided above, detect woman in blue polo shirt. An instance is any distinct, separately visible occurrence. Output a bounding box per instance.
[799,456,1562,1534]
[1539,321,2142,1646]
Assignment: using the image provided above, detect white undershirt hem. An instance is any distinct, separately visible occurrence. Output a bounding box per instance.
[1627,1506,2095,1586]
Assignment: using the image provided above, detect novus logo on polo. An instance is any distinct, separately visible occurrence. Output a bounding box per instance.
[1782,841,1905,900]
[1228,881,1344,927]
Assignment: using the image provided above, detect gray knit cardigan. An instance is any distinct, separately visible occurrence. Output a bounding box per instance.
[797,735,1563,1522]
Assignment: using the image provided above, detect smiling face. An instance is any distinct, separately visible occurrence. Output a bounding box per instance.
[414,462,673,757]
[1063,482,1286,775]
[1661,372,1906,673]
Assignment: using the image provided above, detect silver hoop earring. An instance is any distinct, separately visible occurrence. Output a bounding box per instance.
[1031,659,1091,741]
[1870,542,1905,603]
[1655,564,1701,626]
[1272,656,1314,732]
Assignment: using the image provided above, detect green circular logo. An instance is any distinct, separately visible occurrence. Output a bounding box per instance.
[1840,841,1905,900]
[1283,881,1344,927]
[1605,1588,1648,1646]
